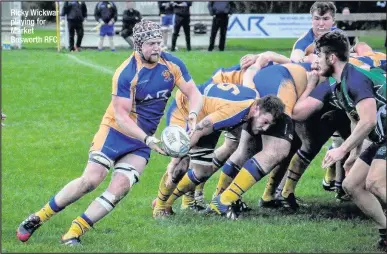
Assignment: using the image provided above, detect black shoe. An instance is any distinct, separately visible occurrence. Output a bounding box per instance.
[278,193,300,210]
[235,199,252,213]
[258,198,281,209]
[16,214,42,242]
[377,238,387,252]
[322,179,335,192]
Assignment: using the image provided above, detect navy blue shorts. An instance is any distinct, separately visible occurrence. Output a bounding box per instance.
[100,24,114,36]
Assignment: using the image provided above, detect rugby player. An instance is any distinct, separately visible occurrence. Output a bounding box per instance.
[16,20,203,246]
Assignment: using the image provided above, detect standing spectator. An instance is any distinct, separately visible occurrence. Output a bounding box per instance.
[95,1,118,51]
[158,1,175,50]
[207,1,235,51]
[61,1,87,52]
[171,1,192,51]
[120,1,142,49]
[337,7,357,46]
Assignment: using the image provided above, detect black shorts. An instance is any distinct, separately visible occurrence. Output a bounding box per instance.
[195,130,222,149]
[359,143,386,166]
[189,130,222,165]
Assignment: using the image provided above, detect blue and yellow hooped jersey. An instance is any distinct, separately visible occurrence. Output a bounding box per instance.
[101,51,192,136]
[252,63,311,116]
[176,83,258,131]
[350,51,386,69]
[292,27,340,56]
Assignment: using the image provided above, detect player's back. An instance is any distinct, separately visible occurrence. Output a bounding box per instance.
[252,62,310,116]
[176,83,257,130]
[350,51,386,69]
[210,64,244,85]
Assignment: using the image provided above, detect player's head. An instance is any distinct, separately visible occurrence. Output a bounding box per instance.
[314,30,350,77]
[342,7,350,15]
[353,42,373,56]
[133,19,163,63]
[250,95,284,134]
[310,1,336,36]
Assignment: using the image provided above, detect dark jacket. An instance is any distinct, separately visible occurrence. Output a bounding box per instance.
[94,1,118,24]
[122,8,142,30]
[173,1,192,16]
[158,1,174,15]
[61,1,87,22]
[208,1,235,16]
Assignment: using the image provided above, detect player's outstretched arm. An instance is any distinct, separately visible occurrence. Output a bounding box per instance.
[292,71,324,120]
[323,98,377,168]
[113,95,166,155]
[290,49,305,63]
[260,51,291,65]
[189,117,214,148]
[178,79,203,131]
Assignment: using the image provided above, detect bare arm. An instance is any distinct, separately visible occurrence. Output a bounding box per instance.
[290,49,305,63]
[189,117,214,148]
[113,95,148,142]
[260,51,291,65]
[178,79,203,130]
[178,79,203,116]
[292,71,324,121]
[340,98,377,154]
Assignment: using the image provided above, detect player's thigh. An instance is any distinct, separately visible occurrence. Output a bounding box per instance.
[365,145,386,193]
[115,153,148,176]
[229,129,259,165]
[343,143,379,190]
[255,134,291,170]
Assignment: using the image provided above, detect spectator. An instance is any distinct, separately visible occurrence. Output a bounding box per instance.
[94,1,118,51]
[337,7,357,46]
[207,1,235,51]
[120,1,141,49]
[61,1,87,52]
[171,1,192,51]
[158,1,175,50]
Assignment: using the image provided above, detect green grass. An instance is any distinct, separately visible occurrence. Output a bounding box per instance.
[1,49,383,253]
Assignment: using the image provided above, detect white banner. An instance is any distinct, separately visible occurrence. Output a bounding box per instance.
[227,14,312,38]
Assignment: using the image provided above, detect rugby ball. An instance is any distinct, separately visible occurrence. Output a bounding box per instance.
[161,125,190,158]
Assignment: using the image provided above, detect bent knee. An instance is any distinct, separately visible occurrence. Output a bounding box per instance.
[342,178,360,196]
[365,178,385,193]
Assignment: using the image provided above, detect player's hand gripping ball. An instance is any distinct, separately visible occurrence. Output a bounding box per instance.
[161,125,190,158]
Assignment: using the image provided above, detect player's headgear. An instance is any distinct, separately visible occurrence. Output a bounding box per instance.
[133,19,162,53]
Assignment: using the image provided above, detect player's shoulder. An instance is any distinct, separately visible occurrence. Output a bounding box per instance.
[295,29,314,44]
[160,51,186,67]
[114,53,138,78]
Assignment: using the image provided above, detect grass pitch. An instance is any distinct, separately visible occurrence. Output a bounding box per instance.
[1,36,386,253]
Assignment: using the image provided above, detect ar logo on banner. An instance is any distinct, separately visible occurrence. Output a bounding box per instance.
[228,16,269,35]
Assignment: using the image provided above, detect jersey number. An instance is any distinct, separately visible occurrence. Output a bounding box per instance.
[216,83,240,95]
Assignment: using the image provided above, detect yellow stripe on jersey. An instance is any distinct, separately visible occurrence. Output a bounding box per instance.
[212,69,244,85]
[112,55,133,96]
[283,64,308,98]
[204,97,253,127]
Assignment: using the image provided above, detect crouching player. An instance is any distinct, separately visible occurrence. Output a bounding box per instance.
[208,60,316,218]
[153,82,285,218]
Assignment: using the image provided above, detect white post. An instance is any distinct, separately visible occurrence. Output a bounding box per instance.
[10,1,22,49]
[59,1,69,49]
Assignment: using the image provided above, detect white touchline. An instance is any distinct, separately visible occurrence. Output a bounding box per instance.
[66,54,115,75]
